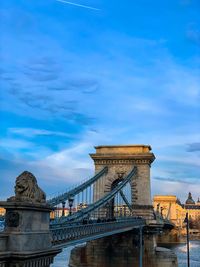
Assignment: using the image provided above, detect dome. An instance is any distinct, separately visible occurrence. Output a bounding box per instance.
[185,192,195,205]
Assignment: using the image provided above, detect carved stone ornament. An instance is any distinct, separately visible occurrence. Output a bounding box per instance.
[5,211,19,227]
[8,171,46,204]
[115,165,127,178]
[94,159,152,165]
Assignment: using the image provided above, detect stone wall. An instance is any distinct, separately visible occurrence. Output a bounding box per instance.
[90,145,155,221]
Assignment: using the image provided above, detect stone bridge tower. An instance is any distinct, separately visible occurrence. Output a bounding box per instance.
[90,145,155,221]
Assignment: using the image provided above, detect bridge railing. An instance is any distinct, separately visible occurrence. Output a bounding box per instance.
[51,218,145,246]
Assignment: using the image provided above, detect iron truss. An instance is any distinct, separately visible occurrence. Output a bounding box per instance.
[51,218,145,248]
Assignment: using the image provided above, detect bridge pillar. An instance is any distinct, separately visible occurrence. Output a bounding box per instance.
[69,229,178,267]
[0,171,61,267]
[90,145,155,221]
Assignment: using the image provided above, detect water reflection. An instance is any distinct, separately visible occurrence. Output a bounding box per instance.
[51,246,73,267]
[51,241,200,267]
[177,241,199,252]
[171,241,200,267]
[160,241,200,267]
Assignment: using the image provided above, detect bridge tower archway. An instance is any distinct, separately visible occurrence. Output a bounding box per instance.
[90,145,155,221]
[108,177,132,218]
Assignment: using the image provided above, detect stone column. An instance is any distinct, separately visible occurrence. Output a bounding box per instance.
[0,171,61,267]
[90,145,155,221]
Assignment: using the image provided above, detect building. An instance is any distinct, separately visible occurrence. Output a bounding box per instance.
[0,208,5,217]
[50,207,77,218]
[152,193,200,228]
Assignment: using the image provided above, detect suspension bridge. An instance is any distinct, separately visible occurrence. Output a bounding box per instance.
[48,166,147,248]
[0,145,176,267]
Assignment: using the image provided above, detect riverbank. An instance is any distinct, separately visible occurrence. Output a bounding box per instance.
[156,228,200,244]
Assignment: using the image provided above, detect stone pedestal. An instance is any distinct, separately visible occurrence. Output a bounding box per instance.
[90,145,155,221]
[1,201,53,252]
[0,201,61,267]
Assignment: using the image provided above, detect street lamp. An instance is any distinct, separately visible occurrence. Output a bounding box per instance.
[139,227,143,267]
[105,203,110,218]
[184,212,190,267]
[124,205,126,217]
[62,201,66,217]
[160,207,164,220]
[120,208,122,217]
[68,198,74,216]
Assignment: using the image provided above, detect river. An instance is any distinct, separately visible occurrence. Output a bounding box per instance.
[170,241,200,267]
[51,241,200,267]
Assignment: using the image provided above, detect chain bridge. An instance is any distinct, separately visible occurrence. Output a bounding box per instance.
[0,145,177,267]
[48,146,173,248]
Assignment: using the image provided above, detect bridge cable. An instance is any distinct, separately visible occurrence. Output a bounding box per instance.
[51,167,137,226]
[47,166,108,206]
[119,190,133,213]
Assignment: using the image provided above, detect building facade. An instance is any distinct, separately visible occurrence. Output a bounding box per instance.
[153,193,200,228]
[0,208,5,217]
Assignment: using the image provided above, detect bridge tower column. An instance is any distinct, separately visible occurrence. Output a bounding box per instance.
[90,145,155,221]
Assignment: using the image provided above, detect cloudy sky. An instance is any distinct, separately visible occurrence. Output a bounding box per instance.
[0,0,200,203]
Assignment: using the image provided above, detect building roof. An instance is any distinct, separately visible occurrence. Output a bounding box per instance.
[182,204,200,210]
[185,192,195,205]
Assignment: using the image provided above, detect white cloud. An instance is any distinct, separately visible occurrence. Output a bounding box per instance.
[8,128,71,138]
[158,155,200,167]
[21,130,108,185]
[1,29,200,201]
[151,178,200,203]
[45,142,93,169]
[149,133,200,149]
[0,138,33,149]
[162,66,200,106]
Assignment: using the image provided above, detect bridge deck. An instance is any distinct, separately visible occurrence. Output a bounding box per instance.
[51,218,145,248]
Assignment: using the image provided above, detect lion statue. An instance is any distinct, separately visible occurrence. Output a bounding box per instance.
[8,171,46,204]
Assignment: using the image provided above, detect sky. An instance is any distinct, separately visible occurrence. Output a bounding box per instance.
[0,0,200,203]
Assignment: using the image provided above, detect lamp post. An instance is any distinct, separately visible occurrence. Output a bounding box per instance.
[68,198,74,216]
[124,205,126,217]
[139,227,143,267]
[184,212,190,267]
[105,203,110,218]
[120,208,122,217]
[160,207,164,220]
[62,201,66,217]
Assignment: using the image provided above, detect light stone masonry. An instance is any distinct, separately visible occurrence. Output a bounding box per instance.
[90,145,155,221]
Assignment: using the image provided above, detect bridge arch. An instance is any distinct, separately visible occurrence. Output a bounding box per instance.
[108,177,132,218]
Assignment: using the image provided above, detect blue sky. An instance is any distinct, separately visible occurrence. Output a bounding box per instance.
[0,0,200,203]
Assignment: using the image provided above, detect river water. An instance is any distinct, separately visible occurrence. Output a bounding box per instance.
[170,241,200,267]
[51,241,200,267]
